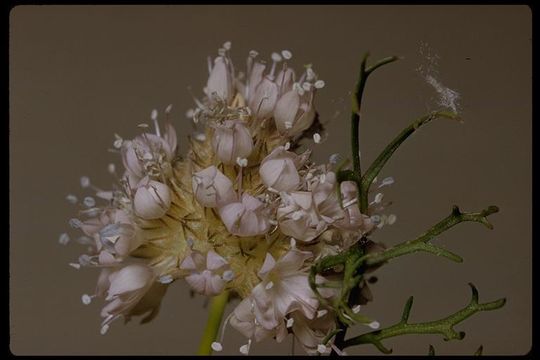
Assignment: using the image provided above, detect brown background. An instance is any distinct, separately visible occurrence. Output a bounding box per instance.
[9,5,531,355]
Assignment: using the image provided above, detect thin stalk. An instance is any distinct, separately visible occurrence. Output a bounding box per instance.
[197,290,229,355]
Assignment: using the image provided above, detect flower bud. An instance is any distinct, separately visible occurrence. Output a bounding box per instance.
[206,56,233,103]
[133,180,171,220]
[248,77,279,119]
[275,68,296,95]
[219,193,270,237]
[259,146,300,191]
[180,250,230,296]
[212,120,253,165]
[277,191,327,242]
[192,166,236,207]
[274,89,315,136]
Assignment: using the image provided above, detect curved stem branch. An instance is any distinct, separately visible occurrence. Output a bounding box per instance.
[342,284,506,353]
[363,205,499,267]
[197,290,229,355]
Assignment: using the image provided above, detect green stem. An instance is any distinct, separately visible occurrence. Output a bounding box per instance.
[359,110,459,212]
[362,205,499,266]
[197,291,229,355]
[342,284,506,353]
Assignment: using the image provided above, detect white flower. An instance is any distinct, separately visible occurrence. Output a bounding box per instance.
[250,249,319,330]
[248,76,279,119]
[273,87,316,136]
[133,179,172,220]
[97,209,143,259]
[277,191,327,242]
[99,264,163,333]
[192,166,236,208]
[259,146,301,192]
[335,181,375,232]
[229,297,288,343]
[291,309,336,355]
[121,130,176,182]
[206,56,234,103]
[212,120,253,165]
[180,250,230,296]
[218,193,270,237]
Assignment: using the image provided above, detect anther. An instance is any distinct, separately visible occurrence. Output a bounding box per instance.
[81,294,93,305]
[314,80,325,89]
[66,194,78,204]
[281,50,292,60]
[83,197,96,208]
[211,342,223,352]
[286,318,294,328]
[313,133,322,144]
[80,176,90,188]
[58,233,70,245]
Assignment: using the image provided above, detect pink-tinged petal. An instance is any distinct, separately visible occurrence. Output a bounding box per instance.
[290,191,313,210]
[275,68,295,95]
[205,274,225,295]
[206,250,228,271]
[95,268,112,297]
[179,254,197,270]
[248,62,266,98]
[107,264,153,298]
[275,248,313,274]
[133,181,171,220]
[274,90,300,133]
[163,123,178,154]
[185,273,206,294]
[249,77,279,119]
[206,57,232,102]
[98,251,118,265]
[241,193,263,211]
[258,253,276,279]
[218,202,245,233]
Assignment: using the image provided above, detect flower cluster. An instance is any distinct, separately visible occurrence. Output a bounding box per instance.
[61,42,397,355]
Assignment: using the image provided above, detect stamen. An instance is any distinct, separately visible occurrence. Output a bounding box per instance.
[387,214,397,225]
[151,109,161,137]
[100,324,110,335]
[352,305,361,314]
[223,41,232,50]
[281,50,292,60]
[236,157,248,167]
[269,52,282,78]
[165,104,173,114]
[314,80,325,89]
[222,270,234,282]
[317,344,328,354]
[286,318,294,328]
[113,134,123,149]
[159,275,174,284]
[58,233,70,245]
[290,238,296,248]
[68,262,81,270]
[80,176,90,188]
[81,294,93,305]
[317,309,328,318]
[66,194,78,204]
[306,68,316,81]
[83,197,96,208]
[368,321,380,329]
[107,163,116,174]
[211,342,223,352]
[284,142,291,150]
[265,281,274,290]
[329,153,341,164]
[239,339,252,355]
[313,133,322,144]
[69,218,83,229]
[378,177,395,188]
